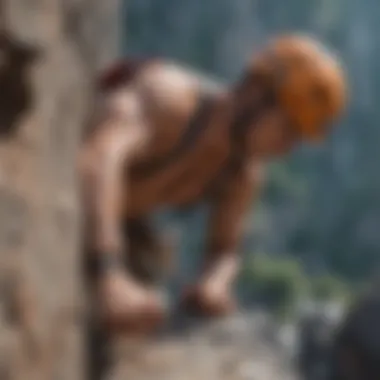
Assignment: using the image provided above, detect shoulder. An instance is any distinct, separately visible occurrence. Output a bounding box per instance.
[137,61,199,101]
[136,61,225,110]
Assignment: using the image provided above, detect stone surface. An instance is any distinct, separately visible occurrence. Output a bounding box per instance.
[0,1,121,379]
[108,312,298,380]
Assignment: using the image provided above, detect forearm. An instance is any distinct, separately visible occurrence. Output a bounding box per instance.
[201,252,241,290]
[199,195,248,289]
[82,157,125,257]
[200,162,263,289]
[201,232,243,289]
[79,124,136,262]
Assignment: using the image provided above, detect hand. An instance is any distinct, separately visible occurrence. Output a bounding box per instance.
[97,269,167,335]
[180,280,236,318]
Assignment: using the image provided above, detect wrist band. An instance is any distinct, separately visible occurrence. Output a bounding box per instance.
[86,252,123,276]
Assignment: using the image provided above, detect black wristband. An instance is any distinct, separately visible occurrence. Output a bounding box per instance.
[86,252,123,277]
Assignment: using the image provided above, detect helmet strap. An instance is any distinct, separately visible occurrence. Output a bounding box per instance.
[229,84,276,156]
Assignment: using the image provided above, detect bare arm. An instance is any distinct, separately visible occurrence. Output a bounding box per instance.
[79,90,148,263]
[200,161,264,290]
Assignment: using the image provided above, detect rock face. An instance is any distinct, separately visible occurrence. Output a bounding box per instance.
[107,312,298,380]
[0,1,121,379]
[330,281,380,380]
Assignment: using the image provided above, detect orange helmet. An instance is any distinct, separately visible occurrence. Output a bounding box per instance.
[249,34,348,141]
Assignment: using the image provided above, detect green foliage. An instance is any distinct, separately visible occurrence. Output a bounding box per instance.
[310,274,350,302]
[240,255,354,321]
[241,255,308,320]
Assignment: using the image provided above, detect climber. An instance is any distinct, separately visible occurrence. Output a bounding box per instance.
[78,34,347,334]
